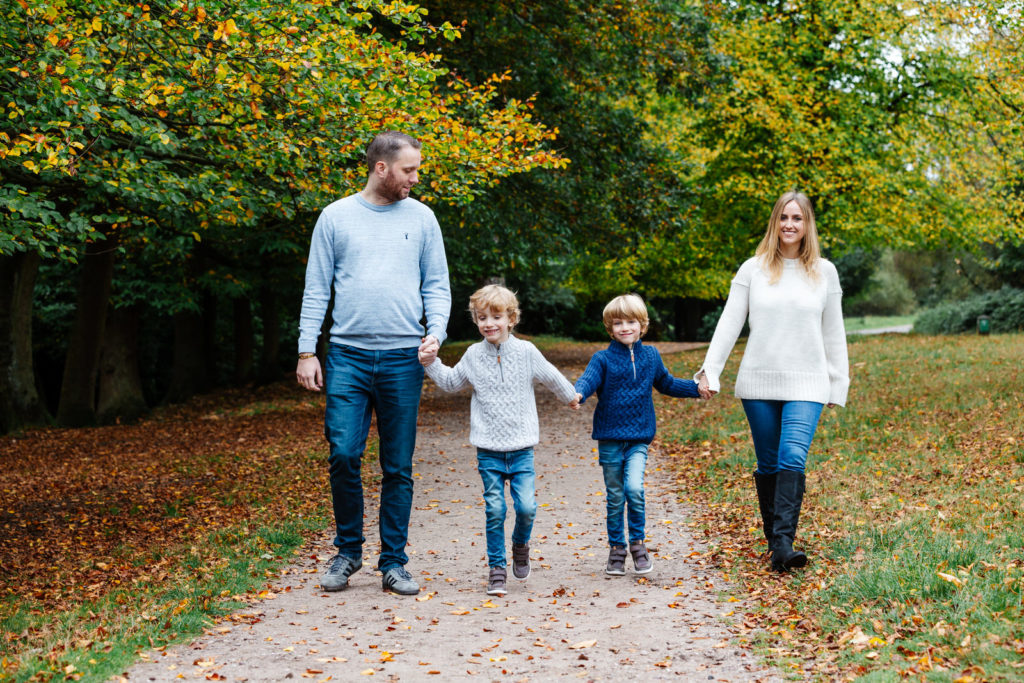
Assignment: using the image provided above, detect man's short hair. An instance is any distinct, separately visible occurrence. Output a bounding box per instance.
[366,131,421,171]
[602,294,650,336]
[468,284,520,327]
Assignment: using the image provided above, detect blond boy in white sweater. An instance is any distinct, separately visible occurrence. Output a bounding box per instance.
[418,285,578,595]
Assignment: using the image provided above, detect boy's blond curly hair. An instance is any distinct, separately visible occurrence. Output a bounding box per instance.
[602,294,649,336]
[468,284,520,327]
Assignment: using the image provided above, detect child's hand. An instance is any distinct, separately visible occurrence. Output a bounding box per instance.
[568,393,582,410]
[418,339,439,367]
[697,373,715,400]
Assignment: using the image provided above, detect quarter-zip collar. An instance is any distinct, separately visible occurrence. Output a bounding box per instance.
[608,338,641,380]
[485,333,517,382]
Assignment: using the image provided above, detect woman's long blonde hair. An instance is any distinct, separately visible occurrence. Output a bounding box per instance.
[755,191,821,283]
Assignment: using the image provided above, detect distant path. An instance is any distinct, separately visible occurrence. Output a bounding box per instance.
[125,343,778,682]
[849,324,913,335]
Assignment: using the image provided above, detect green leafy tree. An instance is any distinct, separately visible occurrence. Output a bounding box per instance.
[1,0,566,431]
[652,0,1024,298]
[415,0,716,339]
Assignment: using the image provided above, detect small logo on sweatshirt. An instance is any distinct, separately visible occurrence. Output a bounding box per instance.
[404,233,409,240]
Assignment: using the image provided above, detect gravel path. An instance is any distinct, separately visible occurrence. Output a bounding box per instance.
[125,345,780,682]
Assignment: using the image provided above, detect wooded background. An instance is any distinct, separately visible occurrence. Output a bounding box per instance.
[2,0,1023,433]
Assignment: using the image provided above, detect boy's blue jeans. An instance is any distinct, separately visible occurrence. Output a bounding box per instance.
[477,448,537,568]
[598,440,649,547]
[741,399,824,474]
[324,344,423,571]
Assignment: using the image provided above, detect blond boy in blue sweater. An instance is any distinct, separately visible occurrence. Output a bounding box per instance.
[574,294,700,576]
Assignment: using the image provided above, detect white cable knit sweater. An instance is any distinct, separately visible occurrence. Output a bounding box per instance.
[425,334,577,451]
[699,256,850,406]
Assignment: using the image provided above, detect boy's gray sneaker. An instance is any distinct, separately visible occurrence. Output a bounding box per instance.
[605,545,627,576]
[321,553,362,591]
[487,566,507,596]
[511,543,531,579]
[629,541,653,574]
[381,566,419,595]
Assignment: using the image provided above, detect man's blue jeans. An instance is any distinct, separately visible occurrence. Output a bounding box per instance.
[598,440,649,547]
[324,344,423,571]
[741,400,824,474]
[477,448,537,568]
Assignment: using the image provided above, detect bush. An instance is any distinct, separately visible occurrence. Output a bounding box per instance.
[697,305,748,342]
[914,286,1024,334]
[844,251,917,316]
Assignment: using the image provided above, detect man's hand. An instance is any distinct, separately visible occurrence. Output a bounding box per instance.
[418,335,440,367]
[568,393,581,410]
[296,356,323,392]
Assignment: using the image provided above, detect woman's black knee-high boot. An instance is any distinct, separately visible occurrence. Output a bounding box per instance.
[752,472,777,549]
[771,470,807,572]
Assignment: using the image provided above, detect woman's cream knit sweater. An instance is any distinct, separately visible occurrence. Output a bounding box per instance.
[699,256,849,406]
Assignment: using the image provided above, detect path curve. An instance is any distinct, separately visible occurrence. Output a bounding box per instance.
[125,344,779,682]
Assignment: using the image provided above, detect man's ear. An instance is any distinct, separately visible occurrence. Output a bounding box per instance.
[374,160,388,177]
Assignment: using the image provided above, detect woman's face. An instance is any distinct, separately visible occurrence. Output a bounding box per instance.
[777,200,805,257]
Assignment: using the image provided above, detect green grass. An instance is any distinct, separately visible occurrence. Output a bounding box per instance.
[658,333,1024,680]
[843,314,917,332]
[1,518,324,682]
[1,421,381,681]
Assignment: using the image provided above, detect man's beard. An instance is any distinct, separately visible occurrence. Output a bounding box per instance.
[380,170,410,202]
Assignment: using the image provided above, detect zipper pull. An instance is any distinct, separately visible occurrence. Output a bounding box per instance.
[630,343,636,379]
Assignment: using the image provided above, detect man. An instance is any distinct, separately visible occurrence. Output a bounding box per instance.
[296,131,450,595]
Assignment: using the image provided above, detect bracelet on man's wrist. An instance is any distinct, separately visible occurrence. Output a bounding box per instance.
[298,352,316,360]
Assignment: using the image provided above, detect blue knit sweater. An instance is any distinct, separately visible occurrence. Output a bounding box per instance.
[575,339,699,443]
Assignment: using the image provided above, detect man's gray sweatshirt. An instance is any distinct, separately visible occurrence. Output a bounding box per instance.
[298,194,451,352]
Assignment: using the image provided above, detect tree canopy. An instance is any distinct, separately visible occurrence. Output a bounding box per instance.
[0,0,567,430]
[2,0,1023,432]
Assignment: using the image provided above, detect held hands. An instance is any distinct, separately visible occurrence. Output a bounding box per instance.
[418,335,440,367]
[697,372,716,400]
[568,392,582,410]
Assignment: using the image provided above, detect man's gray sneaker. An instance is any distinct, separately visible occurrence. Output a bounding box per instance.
[511,543,531,579]
[629,541,653,574]
[487,566,507,596]
[605,545,626,576]
[381,566,419,595]
[321,553,362,591]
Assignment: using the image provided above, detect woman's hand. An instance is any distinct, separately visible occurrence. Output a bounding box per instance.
[697,372,715,399]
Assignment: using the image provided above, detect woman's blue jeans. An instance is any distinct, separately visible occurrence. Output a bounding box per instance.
[324,344,423,571]
[477,448,537,568]
[741,400,824,474]
[598,440,649,546]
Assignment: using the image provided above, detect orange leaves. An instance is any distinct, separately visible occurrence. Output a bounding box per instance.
[213,18,239,42]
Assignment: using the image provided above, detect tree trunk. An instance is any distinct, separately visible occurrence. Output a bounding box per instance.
[97,305,147,424]
[233,295,254,384]
[164,309,209,403]
[257,285,281,383]
[56,232,117,427]
[674,297,706,341]
[0,251,49,433]
[202,290,218,381]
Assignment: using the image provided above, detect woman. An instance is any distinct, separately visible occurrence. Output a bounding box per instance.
[697,191,849,572]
